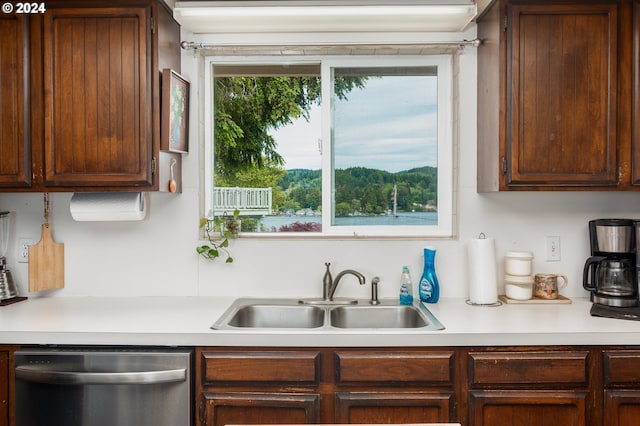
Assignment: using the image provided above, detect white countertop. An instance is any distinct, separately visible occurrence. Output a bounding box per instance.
[2,296,640,347]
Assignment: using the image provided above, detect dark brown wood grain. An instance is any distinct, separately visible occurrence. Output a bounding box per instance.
[0,15,30,188]
[43,6,151,187]
[0,0,180,192]
[477,0,640,191]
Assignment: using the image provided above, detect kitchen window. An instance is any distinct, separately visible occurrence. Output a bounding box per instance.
[203,55,454,237]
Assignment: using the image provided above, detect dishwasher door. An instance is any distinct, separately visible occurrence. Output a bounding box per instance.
[14,348,192,426]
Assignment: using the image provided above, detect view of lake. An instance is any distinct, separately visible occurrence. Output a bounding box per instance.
[258,212,437,232]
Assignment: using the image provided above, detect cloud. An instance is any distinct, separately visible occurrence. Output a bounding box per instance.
[270,74,439,172]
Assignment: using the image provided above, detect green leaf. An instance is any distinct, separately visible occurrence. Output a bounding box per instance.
[225,257,234,263]
[219,239,229,248]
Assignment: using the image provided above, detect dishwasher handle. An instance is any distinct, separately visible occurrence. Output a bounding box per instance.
[15,365,186,385]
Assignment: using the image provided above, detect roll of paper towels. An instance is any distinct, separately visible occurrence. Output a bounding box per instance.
[467,235,498,304]
[70,192,147,221]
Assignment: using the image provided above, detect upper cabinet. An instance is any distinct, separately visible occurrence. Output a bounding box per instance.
[478,0,637,191]
[0,14,30,188]
[43,6,153,188]
[0,0,180,192]
[634,0,640,184]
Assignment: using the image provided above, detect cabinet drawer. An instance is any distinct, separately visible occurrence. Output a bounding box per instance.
[469,351,589,386]
[335,351,454,385]
[604,351,640,385]
[201,351,320,386]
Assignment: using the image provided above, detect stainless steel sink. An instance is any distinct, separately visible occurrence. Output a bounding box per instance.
[227,304,325,328]
[212,298,444,331]
[329,305,428,328]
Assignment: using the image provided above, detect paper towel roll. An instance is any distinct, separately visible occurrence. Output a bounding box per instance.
[467,235,498,304]
[70,192,147,221]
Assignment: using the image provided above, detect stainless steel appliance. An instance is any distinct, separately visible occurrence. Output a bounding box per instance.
[14,348,192,426]
[0,211,19,301]
[583,219,639,307]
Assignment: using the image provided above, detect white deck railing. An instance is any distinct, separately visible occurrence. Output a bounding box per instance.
[213,187,272,216]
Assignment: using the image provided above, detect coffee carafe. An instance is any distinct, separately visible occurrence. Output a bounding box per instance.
[0,211,19,301]
[583,219,638,307]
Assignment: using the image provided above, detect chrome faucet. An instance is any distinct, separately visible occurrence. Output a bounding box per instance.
[323,262,366,301]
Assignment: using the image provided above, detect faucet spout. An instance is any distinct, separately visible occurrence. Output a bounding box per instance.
[327,268,366,301]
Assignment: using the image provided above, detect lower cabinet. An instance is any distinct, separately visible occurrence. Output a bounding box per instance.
[603,350,640,426]
[333,350,455,423]
[0,346,17,426]
[200,392,320,426]
[469,390,587,426]
[198,346,640,426]
[196,347,456,426]
[467,350,592,426]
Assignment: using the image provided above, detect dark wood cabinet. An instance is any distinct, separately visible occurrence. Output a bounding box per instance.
[0,15,30,188]
[469,390,587,426]
[196,348,456,426]
[42,6,153,188]
[197,346,640,426]
[633,0,640,184]
[0,346,17,426]
[0,0,180,192]
[467,350,592,426]
[603,350,640,426]
[333,350,455,424]
[197,349,322,426]
[477,0,636,191]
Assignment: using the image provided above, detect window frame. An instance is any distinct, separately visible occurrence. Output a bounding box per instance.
[203,54,454,238]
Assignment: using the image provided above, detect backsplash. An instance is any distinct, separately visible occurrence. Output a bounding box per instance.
[2,28,640,300]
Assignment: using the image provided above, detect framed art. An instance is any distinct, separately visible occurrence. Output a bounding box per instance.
[161,69,190,153]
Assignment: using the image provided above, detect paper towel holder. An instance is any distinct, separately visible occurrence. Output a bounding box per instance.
[69,192,148,222]
[465,231,502,307]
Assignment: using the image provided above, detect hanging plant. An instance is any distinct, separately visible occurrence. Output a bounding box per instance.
[196,210,240,263]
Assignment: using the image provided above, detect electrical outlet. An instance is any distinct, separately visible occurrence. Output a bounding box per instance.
[18,238,34,263]
[545,236,561,262]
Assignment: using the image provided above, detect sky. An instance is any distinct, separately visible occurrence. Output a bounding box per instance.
[270,75,438,173]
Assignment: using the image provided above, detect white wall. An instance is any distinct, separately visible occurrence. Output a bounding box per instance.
[2,25,640,301]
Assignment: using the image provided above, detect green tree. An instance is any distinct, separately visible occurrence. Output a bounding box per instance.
[214,75,367,177]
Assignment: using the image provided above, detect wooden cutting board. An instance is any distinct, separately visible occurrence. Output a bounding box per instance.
[29,223,64,292]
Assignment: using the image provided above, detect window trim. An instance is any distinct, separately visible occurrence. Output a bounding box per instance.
[203,54,454,238]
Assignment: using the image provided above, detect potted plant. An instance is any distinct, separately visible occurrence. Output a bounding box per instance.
[196,210,240,263]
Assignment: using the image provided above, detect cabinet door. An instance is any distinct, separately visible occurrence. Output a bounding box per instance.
[603,350,640,425]
[605,390,640,426]
[200,392,319,426]
[0,346,16,426]
[0,14,30,188]
[633,0,640,184]
[506,3,618,187]
[335,391,454,424]
[0,348,8,426]
[469,390,587,426]
[42,6,153,188]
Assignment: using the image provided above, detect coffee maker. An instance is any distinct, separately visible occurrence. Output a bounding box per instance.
[583,219,639,307]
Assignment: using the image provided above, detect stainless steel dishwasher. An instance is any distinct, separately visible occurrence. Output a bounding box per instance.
[14,348,192,426]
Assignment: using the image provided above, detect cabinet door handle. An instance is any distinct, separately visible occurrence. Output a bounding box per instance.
[15,365,186,385]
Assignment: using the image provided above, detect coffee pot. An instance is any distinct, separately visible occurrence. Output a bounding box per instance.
[583,219,639,307]
[584,257,636,297]
[0,211,19,301]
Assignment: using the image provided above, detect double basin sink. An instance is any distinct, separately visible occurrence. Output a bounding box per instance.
[212,298,445,331]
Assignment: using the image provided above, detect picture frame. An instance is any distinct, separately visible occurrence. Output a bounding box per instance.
[161,69,190,154]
